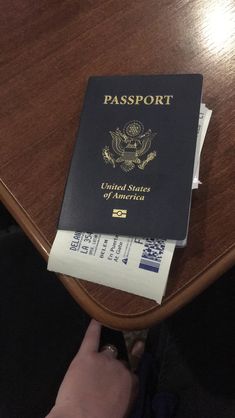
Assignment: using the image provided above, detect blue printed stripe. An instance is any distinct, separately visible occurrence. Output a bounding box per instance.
[139,261,160,273]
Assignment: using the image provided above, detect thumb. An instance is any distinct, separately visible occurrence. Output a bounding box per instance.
[79,319,101,355]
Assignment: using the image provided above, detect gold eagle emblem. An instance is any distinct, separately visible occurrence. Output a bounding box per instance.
[102,120,157,172]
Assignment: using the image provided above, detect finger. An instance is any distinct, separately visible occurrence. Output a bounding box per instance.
[129,340,145,371]
[79,319,101,355]
[100,344,118,359]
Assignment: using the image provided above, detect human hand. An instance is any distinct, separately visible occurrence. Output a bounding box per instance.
[46,319,138,418]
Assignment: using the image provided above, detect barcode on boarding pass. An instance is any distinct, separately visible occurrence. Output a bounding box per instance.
[139,238,166,273]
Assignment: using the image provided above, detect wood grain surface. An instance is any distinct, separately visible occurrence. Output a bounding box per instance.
[1,0,234,329]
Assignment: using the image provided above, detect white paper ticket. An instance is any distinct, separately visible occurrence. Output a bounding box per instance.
[48,231,176,303]
[192,104,212,188]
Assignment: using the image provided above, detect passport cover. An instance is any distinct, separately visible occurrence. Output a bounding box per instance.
[58,75,203,240]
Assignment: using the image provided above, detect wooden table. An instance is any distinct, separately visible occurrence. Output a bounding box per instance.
[1,0,234,330]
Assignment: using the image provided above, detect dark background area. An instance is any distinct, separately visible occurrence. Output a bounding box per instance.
[0,203,127,418]
[0,202,234,418]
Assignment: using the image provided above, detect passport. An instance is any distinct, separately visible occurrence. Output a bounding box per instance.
[58,75,203,240]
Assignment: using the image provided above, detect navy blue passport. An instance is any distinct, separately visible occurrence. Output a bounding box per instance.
[58,75,203,240]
